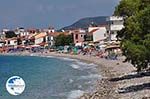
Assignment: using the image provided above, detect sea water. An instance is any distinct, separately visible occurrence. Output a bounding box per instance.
[0,55,101,99]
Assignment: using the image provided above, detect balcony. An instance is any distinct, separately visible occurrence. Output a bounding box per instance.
[110,25,124,31]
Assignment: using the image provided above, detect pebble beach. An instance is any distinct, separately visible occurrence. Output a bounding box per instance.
[45,52,150,99]
[1,52,150,99]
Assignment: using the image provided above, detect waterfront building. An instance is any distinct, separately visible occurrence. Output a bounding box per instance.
[71,29,86,46]
[88,26,107,43]
[15,27,29,37]
[5,37,18,47]
[107,16,124,41]
[34,32,49,47]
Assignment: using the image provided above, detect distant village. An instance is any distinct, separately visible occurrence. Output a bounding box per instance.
[0,16,124,58]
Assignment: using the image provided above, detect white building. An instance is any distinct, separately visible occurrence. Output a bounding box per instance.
[0,41,4,47]
[107,16,124,41]
[5,38,18,46]
[43,28,55,33]
[0,31,5,40]
[34,32,49,46]
[15,27,29,37]
[2,29,10,34]
[88,26,107,42]
[48,36,54,47]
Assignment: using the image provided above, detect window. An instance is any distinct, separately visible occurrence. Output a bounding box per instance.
[111,32,114,34]
[8,41,10,44]
[75,34,78,39]
[43,37,46,42]
[107,31,109,33]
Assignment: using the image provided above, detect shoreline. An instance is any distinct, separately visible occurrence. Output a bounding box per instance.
[0,52,149,99]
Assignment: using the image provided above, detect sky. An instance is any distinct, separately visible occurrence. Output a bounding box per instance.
[0,0,120,29]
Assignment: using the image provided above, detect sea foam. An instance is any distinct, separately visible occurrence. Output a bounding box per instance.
[57,57,78,61]
[70,64,80,69]
[80,74,101,80]
[67,90,84,99]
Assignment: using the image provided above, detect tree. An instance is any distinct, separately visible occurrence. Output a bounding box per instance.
[114,0,150,17]
[115,0,150,72]
[55,34,73,46]
[5,31,17,38]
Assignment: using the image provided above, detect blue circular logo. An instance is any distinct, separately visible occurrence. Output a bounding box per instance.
[6,76,25,95]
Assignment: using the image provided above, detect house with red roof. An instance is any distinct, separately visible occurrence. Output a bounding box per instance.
[70,29,86,45]
[34,32,49,47]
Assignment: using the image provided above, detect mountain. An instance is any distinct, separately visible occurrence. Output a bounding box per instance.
[60,16,108,30]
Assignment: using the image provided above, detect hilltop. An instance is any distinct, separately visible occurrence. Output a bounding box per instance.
[60,16,108,30]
